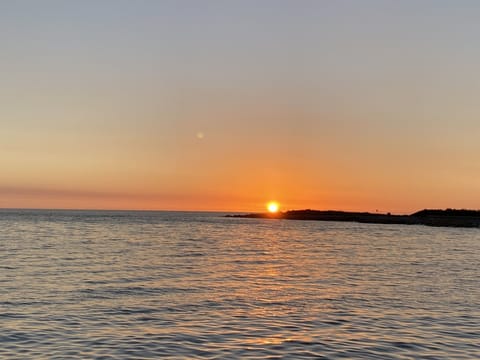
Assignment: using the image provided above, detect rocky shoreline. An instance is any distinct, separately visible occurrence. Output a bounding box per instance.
[227,209,480,228]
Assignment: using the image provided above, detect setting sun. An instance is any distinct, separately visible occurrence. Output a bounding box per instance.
[267,202,279,213]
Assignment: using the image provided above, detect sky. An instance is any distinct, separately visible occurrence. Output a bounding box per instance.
[2,0,480,213]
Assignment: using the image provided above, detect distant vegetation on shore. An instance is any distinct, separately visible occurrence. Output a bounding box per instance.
[227,209,480,228]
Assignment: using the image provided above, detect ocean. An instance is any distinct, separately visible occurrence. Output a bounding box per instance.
[0,209,479,359]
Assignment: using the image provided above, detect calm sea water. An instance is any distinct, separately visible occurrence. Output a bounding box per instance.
[0,209,479,359]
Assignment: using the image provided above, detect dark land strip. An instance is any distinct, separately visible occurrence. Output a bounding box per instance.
[227,209,480,228]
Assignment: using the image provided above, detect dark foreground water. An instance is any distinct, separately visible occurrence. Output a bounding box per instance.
[0,210,479,359]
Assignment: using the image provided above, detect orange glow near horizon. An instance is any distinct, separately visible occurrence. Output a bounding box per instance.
[3,3,480,213]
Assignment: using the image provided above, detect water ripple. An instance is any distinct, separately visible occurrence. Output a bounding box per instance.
[0,210,479,358]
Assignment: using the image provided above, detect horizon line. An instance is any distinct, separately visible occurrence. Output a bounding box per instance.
[1,206,470,215]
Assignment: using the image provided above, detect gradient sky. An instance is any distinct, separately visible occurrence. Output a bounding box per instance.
[2,1,480,212]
